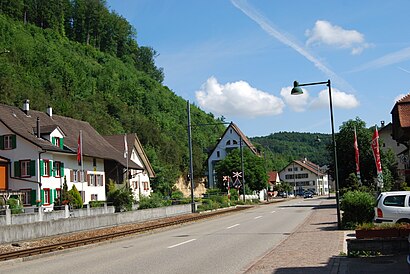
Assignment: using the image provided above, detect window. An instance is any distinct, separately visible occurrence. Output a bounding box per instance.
[56,188,61,203]
[288,168,292,172]
[93,158,96,167]
[14,160,35,177]
[0,134,16,150]
[217,151,220,158]
[52,137,64,149]
[20,160,31,177]
[91,194,98,201]
[97,174,103,186]
[226,140,231,145]
[384,195,405,207]
[233,140,238,145]
[54,161,61,177]
[40,160,52,177]
[43,188,50,205]
[144,182,149,190]
[21,189,32,205]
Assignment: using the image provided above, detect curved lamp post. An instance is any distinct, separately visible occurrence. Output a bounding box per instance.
[291,80,341,229]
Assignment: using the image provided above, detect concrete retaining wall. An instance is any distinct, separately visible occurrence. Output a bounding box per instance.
[0,204,194,244]
[347,238,409,256]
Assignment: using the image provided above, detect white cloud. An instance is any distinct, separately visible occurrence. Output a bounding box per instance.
[195,77,285,117]
[310,88,360,109]
[305,20,370,55]
[231,0,357,93]
[281,85,359,112]
[351,47,410,73]
[280,86,309,112]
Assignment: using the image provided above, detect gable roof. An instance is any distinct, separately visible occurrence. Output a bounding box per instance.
[0,102,131,167]
[103,134,152,173]
[281,159,324,176]
[392,93,410,128]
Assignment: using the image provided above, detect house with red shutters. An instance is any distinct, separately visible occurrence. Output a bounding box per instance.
[0,100,143,211]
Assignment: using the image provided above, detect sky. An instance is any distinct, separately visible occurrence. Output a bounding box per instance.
[106,0,410,137]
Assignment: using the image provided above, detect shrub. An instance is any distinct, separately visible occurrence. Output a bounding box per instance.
[7,198,23,214]
[341,191,375,229]
[89,200,105,208]
[107,182,134,212]
[68,185,83,209]
[138,193,170,210]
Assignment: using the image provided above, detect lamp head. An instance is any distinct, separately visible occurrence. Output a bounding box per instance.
[291,81,303,95]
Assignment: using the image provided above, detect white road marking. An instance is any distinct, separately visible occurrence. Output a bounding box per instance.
[226,224,240,229]
[270,210,276,213]
[254,216,262,219]
[167,239,197,249]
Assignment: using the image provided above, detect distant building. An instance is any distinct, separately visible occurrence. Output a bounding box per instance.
[267,171,280,191]
[279,159,329,195]
[206,122,258,189]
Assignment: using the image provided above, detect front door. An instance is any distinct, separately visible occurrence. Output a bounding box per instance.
[0,165,7,190]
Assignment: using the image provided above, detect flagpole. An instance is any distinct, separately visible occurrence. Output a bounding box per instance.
[80,130,84,194]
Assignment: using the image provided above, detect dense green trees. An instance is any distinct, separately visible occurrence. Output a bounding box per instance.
[0,13,224,193]
[0,0,163,82]
[334,117,399,192]
[251,132,332,171]
[214,149,268,192]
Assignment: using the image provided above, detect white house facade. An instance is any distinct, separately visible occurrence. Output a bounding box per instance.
[279,159,329,195]
[104,133,155,201]
[0,100,135,210]
[207,122,258,189]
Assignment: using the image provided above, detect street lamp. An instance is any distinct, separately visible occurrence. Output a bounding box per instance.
[291,79,341,229]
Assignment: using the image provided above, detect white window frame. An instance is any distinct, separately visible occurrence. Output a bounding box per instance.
[20,160,31,177]
[4,135,12,149]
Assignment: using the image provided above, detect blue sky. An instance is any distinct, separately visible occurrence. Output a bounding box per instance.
[107,0,410,137]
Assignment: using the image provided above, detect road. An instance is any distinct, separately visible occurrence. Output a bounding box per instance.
[2,198,321,274]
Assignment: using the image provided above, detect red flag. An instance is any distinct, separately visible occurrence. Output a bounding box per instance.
[77,132,82,166]
[354,127,361,181]
[371,127,382,174]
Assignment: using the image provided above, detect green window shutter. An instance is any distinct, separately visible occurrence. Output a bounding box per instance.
[52,137,56,145]
[30,190,36,205]
[53,189,57,203]
[0,136,3,150]
[11,135,16,149]
[50,189,54,204]
[14,161,21,177]
[60,162,65,177]
[49,160,53,176]
[60,138,64,149]
[40,189,45,205]
[40,160,44,176]
[30,160,36,176]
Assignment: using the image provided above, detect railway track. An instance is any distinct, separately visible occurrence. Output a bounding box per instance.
[0,206,249,262]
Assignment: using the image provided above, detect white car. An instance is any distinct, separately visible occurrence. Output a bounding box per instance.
[374,191,410,224]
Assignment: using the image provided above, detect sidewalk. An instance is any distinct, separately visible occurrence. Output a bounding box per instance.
[244,197,409,274]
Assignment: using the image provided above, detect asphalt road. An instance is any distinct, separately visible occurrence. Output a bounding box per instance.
[2,198,321,274]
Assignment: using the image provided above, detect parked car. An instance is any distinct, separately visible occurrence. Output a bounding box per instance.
[374,191,410,224]
[304,192,313,198]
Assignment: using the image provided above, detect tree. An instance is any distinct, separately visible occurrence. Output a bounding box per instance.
[106,181,134,212]
[68,184,83,208]
[334,117,398,191]
[215,149,268,192]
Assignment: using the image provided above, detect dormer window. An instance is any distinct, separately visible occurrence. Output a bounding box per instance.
[52,137,64,149]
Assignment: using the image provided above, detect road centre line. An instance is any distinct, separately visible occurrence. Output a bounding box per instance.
[167,239,197,249]
[254,216,262,219]
[226,224,240,229]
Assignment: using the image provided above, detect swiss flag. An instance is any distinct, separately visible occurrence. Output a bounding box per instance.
[77,132,82,166]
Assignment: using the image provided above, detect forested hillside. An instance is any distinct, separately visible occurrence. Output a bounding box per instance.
[251,132,332,171]
[0,2,225,194]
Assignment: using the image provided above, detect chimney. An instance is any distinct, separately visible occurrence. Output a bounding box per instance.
[47,106,52,117]
[23,99,30,115]
[36,117,40,138]
[381,121,385,127]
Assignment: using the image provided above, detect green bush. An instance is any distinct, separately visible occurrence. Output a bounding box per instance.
[107,182,134,212]
[7,198,23,214]
[341,191,375,229]
[89,200,105,208]
[138,193,171,210]
[68,185,83,209]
